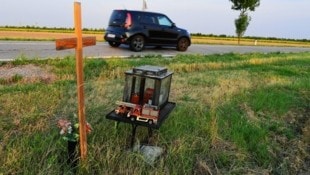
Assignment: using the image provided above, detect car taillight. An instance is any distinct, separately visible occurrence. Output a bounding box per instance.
[124,13,132,29]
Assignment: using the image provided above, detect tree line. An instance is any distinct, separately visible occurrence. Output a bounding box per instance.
[0,25,105,32]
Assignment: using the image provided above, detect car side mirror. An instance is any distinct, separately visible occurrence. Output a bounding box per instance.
[171,23,176,28]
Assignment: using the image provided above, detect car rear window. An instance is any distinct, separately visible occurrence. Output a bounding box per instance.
[109,10,126,26]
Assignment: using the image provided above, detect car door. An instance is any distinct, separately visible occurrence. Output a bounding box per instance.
[155,15,179,44]
[140,14,162,44]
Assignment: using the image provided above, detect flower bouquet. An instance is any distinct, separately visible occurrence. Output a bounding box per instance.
[57,117,92,167]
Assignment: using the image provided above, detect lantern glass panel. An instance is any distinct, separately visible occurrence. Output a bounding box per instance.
[123,75,132,102]
[159,75,172,106]
[143,78,155,105]
[133,76,141,94]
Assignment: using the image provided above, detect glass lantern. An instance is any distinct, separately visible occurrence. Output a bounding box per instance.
[123,65,173,109]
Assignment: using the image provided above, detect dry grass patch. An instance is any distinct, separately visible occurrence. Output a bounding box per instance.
[192,37,310,47]
[0,64,56,84]
[0,31,104,41]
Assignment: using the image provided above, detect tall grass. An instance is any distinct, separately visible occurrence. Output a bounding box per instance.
[0,52,309,174]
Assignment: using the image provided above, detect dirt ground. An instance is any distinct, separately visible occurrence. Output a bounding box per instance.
[0,64,56,84]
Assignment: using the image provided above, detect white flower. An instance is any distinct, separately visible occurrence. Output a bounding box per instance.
[60,129,65,135]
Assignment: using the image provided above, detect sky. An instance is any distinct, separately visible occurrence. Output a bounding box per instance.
[0,0,309,39]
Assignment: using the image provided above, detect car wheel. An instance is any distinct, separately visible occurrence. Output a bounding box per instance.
[108,41,121,47]
[130,116,135,122]
[130,35,145,52]
[177,38,190,51]
[148,120,153,125]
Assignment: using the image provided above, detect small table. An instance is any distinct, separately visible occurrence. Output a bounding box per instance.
[106,102,176,147]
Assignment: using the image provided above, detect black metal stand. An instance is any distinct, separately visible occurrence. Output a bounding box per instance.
[106,102,176,149]
[130,124,154,148]
[106,102,176,129]
[148,127,153,138]
[130,124,138,148]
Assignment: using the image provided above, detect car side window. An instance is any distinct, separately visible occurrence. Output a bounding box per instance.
[157,15,172,27]
[141,15,157,25]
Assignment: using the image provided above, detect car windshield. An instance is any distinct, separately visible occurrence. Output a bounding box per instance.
[109,10,126,26]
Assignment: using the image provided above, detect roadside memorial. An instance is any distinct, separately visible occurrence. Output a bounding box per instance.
[106,65,176,163]
[55,1,96,161]
[57,117,92,167]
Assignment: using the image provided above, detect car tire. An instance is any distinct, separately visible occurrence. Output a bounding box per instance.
[108,41,121,47]
[130,116,135,122]
[177,37,190,51]
[130,35,145,52]
[148,120,153,125]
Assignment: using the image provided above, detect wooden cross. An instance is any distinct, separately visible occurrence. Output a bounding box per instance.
[55,2,96,160]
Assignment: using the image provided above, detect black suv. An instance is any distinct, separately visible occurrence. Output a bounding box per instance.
[104,10,191,52]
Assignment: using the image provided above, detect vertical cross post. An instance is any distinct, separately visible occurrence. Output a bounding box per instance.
[56,2,96,161]
[74,2,87,161]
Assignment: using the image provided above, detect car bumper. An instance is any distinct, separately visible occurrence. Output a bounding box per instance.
[104,32,128,43]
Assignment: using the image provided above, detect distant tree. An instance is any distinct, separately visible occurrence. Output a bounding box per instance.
[229,0,260,44]
[234,13,250,44]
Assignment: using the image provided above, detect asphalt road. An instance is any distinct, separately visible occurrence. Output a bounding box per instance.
[1,41,310,61]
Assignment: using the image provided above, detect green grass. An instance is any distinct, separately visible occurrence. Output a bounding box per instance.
[0,52,309,174]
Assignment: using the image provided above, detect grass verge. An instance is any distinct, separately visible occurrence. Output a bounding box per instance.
[0,52,309,174]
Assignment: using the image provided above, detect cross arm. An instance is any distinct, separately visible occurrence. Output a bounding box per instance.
[55,36,96,50]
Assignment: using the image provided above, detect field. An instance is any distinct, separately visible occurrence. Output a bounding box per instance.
[0,30,103,42]
[192,36,310,48]
[0,52,309,174]
[1,27,310,48]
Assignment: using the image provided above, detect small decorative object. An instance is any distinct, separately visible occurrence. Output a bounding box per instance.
[57,116,92,167]
[106,65,176,148]
[107,65,176,128]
